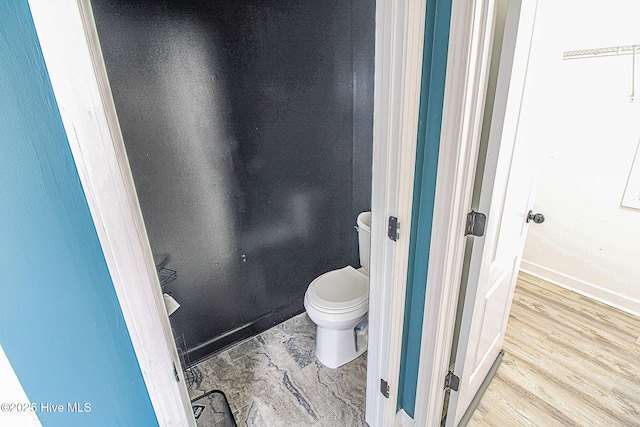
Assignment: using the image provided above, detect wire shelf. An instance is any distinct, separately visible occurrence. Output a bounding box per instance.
[563,44,640,60]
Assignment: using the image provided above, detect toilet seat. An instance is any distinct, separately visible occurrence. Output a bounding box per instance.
[304,212,371,369]
[305,266,368,314]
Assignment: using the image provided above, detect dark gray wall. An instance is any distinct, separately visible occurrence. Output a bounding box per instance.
[91,0,374,363]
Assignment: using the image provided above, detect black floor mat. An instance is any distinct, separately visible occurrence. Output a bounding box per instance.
[191,390,236,427]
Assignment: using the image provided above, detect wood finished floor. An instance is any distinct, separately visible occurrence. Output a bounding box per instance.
[468,272,640,426]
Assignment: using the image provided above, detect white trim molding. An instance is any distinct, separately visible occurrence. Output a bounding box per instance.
[520,260,640,318]
[28,1,195,425]
[366,0,426,425]
[413,0,498,425]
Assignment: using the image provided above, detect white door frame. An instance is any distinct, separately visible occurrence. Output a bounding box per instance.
[366,0,427,425]
[412,0,501,425]
[369,0,502,424]
[29,1,195,425]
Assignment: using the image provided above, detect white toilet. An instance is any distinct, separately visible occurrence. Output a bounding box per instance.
[304,211,371,369]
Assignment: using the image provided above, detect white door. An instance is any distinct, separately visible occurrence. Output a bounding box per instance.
[445,0,541,425]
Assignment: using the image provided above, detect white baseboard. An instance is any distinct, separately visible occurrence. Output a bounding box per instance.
[396,409,415,427]
[520,260,640,318]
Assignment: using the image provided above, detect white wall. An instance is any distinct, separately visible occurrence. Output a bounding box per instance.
[0,346,41,427]
[519,0,640,315]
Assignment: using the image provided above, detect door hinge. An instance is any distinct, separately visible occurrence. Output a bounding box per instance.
[444,371,460,391]
[465,210,486,237]
[380,378,390,398]
[388,216,400,241]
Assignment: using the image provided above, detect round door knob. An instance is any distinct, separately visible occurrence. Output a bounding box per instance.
[527,210,545,224]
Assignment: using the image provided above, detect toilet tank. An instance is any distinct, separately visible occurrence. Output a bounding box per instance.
[357,211,371,274]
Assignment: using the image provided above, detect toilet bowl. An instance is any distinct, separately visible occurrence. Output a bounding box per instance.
[304,211,371,369]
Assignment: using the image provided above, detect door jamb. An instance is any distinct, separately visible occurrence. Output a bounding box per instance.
[366,0,427,425]
[28,1,195,425]
[412,0,499,425]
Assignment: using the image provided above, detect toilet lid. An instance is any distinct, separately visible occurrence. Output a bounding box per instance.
[306,266,369,312]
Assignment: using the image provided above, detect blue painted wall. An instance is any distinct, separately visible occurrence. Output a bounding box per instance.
[398,0,452,417]
[0,1,158,426]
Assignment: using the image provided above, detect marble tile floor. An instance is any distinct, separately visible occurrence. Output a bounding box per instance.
[186,313,368,426]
